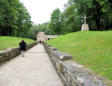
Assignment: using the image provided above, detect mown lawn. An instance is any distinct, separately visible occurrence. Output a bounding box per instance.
[47,31,112,80]
[0,36,35,51]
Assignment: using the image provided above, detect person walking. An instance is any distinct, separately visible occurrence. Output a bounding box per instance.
[19,40,27,57]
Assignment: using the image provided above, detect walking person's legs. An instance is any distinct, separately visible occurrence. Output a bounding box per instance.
[21,50,25,57]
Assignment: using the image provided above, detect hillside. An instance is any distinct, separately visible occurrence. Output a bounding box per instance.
[47,31,112,80]
[0,36,35,51]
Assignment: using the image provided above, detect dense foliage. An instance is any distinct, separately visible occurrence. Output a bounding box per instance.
[48,9,62,35]
[47,0,112,34]
[28,22,49,40]
[0,0,32,37]
[1,0,112,37]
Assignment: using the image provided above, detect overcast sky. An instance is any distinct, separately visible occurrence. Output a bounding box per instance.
[20,0,68,24]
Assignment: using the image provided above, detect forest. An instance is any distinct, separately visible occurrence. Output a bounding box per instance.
[0,0,112,40]
[0,0,32,37]
[47,0,112,35]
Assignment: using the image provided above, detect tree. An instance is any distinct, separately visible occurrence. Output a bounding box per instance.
[48,8,62,35]
[28,22,49,40]
[59,0,112,32]
[0,0,32,37]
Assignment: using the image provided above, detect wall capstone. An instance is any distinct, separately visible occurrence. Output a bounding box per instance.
[0,42,37,64]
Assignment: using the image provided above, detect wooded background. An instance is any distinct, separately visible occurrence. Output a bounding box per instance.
[0,0,32,37]
[0,0,112,40]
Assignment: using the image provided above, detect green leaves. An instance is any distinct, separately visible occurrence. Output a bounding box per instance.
[61,0,112,32]
[0,0,32,37]
[48,8,61,35]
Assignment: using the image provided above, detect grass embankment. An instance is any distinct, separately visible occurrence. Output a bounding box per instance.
[0,36,35,51]
[47,31,112,80]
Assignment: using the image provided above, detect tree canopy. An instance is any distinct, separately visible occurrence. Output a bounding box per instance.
[48,8,62,35]
[0,0,32,37]
[1,0,112,38]
[47,0,112,35]
[28,22,49,40]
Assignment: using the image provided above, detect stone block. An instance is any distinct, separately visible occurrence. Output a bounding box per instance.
[0,42,37,64]
[52,51,72,61]
[81,24,89,31]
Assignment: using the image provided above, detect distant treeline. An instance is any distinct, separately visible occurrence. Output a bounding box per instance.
[47,0,112,34]
[2,0,112,40]
[0,0,32,37]
[32,0,112,36]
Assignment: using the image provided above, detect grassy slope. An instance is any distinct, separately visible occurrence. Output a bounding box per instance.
[0,36,35,51]
[47,31,112,80]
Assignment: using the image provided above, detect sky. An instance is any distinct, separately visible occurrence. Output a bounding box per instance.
[20,0,68,24]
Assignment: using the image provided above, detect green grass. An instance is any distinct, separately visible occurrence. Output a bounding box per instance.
[0,36,35,51]
[47,31,112,80]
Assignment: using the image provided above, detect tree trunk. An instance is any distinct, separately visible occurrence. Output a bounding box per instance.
[8,28,12,36]
[94,1,102,30]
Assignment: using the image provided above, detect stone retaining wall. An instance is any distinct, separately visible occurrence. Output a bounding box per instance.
[0,42,37,63]
[43,43,112,86]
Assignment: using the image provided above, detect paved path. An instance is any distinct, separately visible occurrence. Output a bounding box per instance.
[0,44,63,86]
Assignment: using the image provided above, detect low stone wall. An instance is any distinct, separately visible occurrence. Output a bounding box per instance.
[43,43,112,86]
[0,42,37,63]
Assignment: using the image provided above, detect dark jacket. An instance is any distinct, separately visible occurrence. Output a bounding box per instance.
[19,41,27,51]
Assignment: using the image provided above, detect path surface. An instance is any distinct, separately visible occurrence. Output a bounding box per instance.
[0,44,63,86]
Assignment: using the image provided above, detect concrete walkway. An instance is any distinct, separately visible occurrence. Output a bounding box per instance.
[0,44,63,86]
